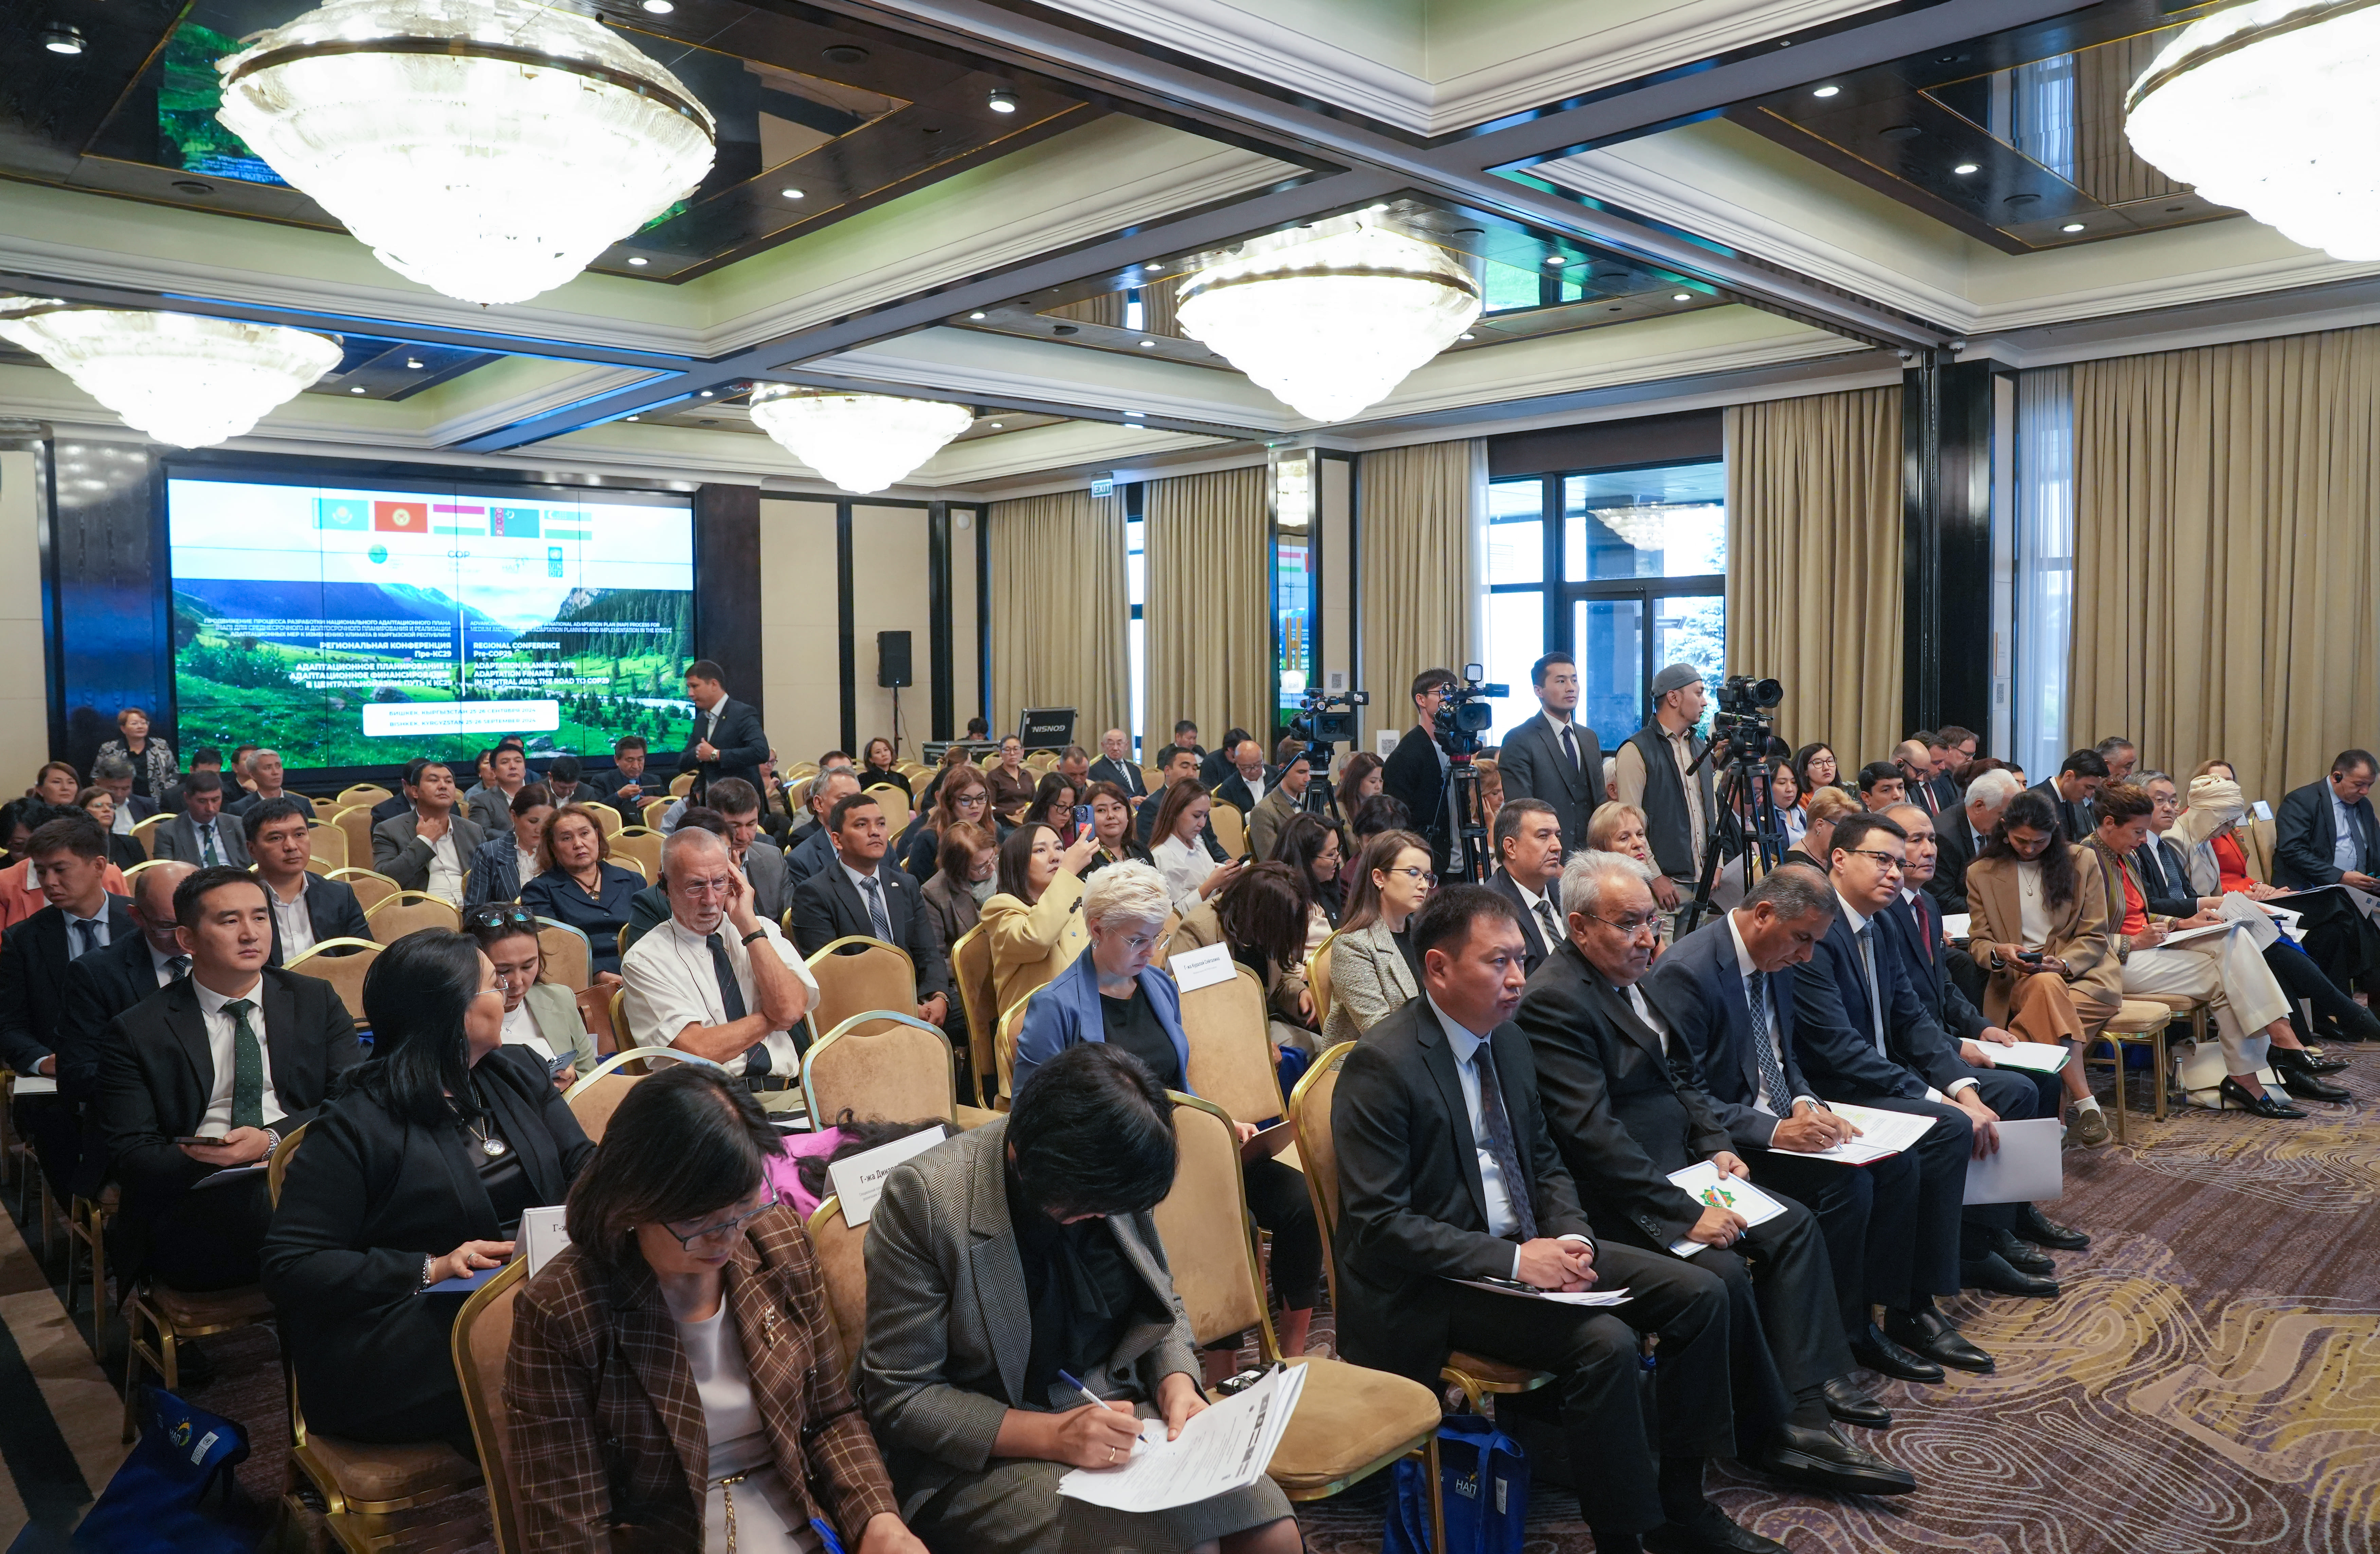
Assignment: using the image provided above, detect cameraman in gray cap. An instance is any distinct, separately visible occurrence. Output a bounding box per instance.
[1614,663,1742,923]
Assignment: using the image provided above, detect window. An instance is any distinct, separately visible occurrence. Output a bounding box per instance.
[1483,459,1727,750]
[2013,367,2074,781]
[1126,487,1146,761]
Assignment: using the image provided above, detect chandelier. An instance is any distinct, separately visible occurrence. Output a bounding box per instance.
[1173,212,1481,423]
[215,0,717,306]
[2126,0,2380,259]
[747,386,975,493]
[0,298,342,448]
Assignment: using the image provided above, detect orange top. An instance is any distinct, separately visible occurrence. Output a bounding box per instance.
[0,858,131,932]
[2117,861,2149,938]
[2213,832,2254,895]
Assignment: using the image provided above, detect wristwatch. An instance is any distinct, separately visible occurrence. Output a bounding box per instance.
[741,928,768,947]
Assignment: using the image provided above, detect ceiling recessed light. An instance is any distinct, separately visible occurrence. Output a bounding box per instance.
[1138,339,1155,348]
[699,389,713,397]
[822,44,869,65]
[641,0,673,11]
[969,310,987,320]
[1953,162,1979,175]
[779,187,804,200]
[1458,332,1475,340]
[349,385,366,394]
[1545,255,1567,267]
[1124,410,1143,418]
[405,358,423,369]
[41,24,85,54]
[172,180,214,195]
[2061,222,2085,233]
[626,415,640,421]
[986,90,1018,114]
[627,256,649,266]
[989,421,1004,428]
[1673,292,1692,301]
[1813,84,1840,98]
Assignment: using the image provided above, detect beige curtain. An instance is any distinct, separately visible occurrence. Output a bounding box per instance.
[1725,386,1904,763]
[1357,441,1477,751]
[988,489,1130,741]
[1142,467,1269,758]
[2070,328,2380,803]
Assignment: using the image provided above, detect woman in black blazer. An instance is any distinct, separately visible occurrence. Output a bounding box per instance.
[262,928,596,1453]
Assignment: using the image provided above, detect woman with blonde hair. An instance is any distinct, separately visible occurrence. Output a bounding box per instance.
[1775,787,1863,875]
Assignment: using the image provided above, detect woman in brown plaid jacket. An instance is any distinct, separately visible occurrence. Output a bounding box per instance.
[505,1065,930,1554]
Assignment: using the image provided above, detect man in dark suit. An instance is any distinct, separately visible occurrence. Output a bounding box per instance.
[223,749,315,820]
[1333,885,1771,1554]
[246,798,371,965]
[1793,813,2055,1335]
[1382,668,1457,875]
[372,757,485,903]
[1893,740,1943,818]
[704,779,790,924]
[1928,766,2020,918]
[2269,749,2380,999]
[1517,852,1911,1493]
[150,771,251,869]
[88,754,159,838]
[1487,798,1565,978]
[1645,870,1947,1389]
[1086,727,1148,804]
[786,769,862,888]
[60,862,194,1095]
[158,748,225,815]
[1211,736,1269,817]
[678,658,770,796]
[787,791,952,1030]
[1497,651,1606,855]
[0,817,136,1195]
[97,865,363,1291]
[1135,746,1228,860]
[2029,749,2108,843]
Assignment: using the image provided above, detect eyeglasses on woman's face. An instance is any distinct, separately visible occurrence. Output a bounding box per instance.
[1383,865,1437,886]
[664,1187,779,1250]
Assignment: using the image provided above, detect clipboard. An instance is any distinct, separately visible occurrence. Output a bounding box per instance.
[1238,1120,1295,1161]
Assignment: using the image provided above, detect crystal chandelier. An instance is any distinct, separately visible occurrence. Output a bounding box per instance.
[2127,0,2380,259]
[747,386,975,493]
[1173,211,1481,423]
[216,0,717,306]
[0,298,342,448]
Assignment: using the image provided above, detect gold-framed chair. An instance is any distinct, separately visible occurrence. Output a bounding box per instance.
[331,806,376,876]
[120,857,170,888]
[801,936,918,1050]
[286,938,381,1027]
[668,771,697,796]
[589,804,623,838]
[804,1196,870,1384]
[131,812,172,860]
[366,890,463,940]
[610,827,664,882]
[1146,908,1183,972]
[863,783,912,834]
[1179,965,1285,1127]
[1288,1043,1552,1412]
[638,796,674,829]
[1306,930,1340,1033]
[575,984,619,1059]
[325,866,401,913]
[533,918,593,993]
[2,1072,57,1256]
[337,783,393,809]
[1208,800,1247,860]
[2083,1000,2177,1143]
[995,993,1036,1106]
[452,1259,531,1554]
[63,1182,119,1339]
[306,820,349,872]
[949,924,997,1108]
[803,1009,989,1129]
[1154,1092,1445,1534]
[562,1045,690,1140]
[610,854,650,885]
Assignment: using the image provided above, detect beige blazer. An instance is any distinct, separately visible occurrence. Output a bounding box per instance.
[978,869,1088,1020]
[1964,843,2122,1026]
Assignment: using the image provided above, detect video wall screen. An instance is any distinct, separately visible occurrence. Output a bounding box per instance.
[166,474,697,771]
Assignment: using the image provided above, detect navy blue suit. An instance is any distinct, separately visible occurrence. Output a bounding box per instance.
[1881,892,2061,1120]
[1646,917,1928,1325]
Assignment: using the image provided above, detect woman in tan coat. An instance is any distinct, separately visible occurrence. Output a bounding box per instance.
[979,820,1098,1094]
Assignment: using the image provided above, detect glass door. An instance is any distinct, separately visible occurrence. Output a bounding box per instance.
[1572,597,1646,754]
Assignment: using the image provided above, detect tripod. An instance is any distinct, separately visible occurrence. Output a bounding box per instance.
[1446,753,1490,885]
[1677,744,1789,937]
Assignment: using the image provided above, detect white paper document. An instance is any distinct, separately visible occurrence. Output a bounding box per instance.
[1448,1277,1632,1306]
[10,1076,57,1095]
[828,1125,949,1227]
[1665,1161,1786,1256]
[1768,1102,1935,1165]
[520,1204,572,1278]
[1963,1116,2064,1205]
[2158,921,2236,950]
[1166,941,1237,993]
[1058,1362,1308,1512]
[1981,1041,2069,1074]
[1942,913,1971,942]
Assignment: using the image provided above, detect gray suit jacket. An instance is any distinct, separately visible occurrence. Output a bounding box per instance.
[860,1119,1198,1516]
[1322,917,1421,1046]
[1498,710,1606,854]
[1246,785,1301,863]
[370,809,489,893]
[150,812,250,869]
[741,837,789,923]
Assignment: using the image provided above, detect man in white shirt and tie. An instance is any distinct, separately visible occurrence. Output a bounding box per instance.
[621,827,816,1091]
[155,772,251,869]
[0,817,137,1194]
[1487,798,1566,976]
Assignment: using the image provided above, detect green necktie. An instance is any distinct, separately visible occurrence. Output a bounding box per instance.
[224,998,264,1130]
[199,823,220,866]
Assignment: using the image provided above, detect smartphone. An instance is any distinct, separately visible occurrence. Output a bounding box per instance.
[1073,804,1093,829]
[2016,950,2047,964]
[176,1135,229,1147]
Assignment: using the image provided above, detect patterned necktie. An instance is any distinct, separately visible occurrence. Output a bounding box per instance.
[1468,1041,1539,1242]
[1746,971,1794,1114]
[860,874,895,942]
[706,933,763,1077]
[1534,898,1562,954]
[167,954,191,984]
[223,998,264,1130]
[1855,923,1888,1055]
[199,824,220,866]
[71,918,99,958]
[1561,723,1579,774]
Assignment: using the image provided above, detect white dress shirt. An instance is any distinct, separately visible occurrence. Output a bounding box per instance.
[188,815,230,866]
[516,845,540,891]
[195,976,287,1134]
[1153,832,1220,915]
[621,915,818,1080]
[421,818,464,905]
[1723,910,1819,1124]
[62,907,111,958]
[1424,994,1586,1277]
[269,881,315,961]
[149,941,189,989]
[2333,791,2362,873]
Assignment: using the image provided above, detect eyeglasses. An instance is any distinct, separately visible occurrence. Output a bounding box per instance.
[1846,848,1906,873]
[1385,866,1437,885]
[465,905,535,930]
[1588,911,1664,939]
[663,1188,779,1250]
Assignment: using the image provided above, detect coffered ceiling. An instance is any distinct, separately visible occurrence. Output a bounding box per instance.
[3,0,2374,496]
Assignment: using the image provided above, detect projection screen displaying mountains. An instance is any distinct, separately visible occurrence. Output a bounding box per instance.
[167,476,697,770]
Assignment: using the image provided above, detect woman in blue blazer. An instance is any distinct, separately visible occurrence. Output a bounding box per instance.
[1013,862,1322,1362]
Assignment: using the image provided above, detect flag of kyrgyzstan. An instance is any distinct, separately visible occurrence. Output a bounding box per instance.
[374,500,428,534]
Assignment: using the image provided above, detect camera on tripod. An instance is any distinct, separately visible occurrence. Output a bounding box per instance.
[1708,673,1782,765]
[1288,687,1367,751]
[1433,664,1507,761]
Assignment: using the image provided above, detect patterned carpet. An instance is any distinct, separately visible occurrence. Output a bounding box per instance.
[5,1045,2376,1552]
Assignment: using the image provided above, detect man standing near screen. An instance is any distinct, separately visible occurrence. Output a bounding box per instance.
[678,659,768,798]
[371,758,485,906]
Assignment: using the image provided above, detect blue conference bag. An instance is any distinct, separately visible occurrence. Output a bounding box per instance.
[1382,1412,1530,1554]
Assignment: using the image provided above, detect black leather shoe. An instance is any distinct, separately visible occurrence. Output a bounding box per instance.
[1823,1376,1892,1428]
[2013,1203,2090,1250]
[2219,1076,2307,1118]
[2279,1069,2352,1102]
[1756,1421,1918,1496]
[2272,1045,2351,1076]
[1884,1307,1995,1373]
[1961,1250,2059,1298]
[1850,1321,1943,1383]
[1984,1227,2056,1274]
[1644,1503,1789,1554]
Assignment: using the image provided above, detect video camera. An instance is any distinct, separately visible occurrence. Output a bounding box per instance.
[1708,673,1782,767]
[1288,687,1368,750]
[1432,664,1507,761]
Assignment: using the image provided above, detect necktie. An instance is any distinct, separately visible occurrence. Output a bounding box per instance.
[71,919,98,958]
[1533,898,1562,954]
[705,932,763,1077]
[167,954,191,985]
[1468,1041,1539,1242]
[1911,895,1934,963]
[1746,971,1795,1114]
[224,998,264,1130]
[199,824,220,866]
[860,874,895,942]
[1561,723,1579,774]
[1855,923,1888,1056]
